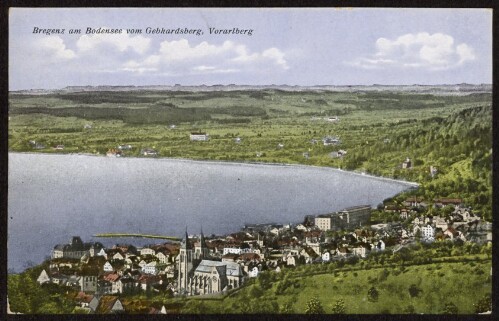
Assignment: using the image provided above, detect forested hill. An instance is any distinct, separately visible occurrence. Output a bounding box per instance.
[346,104,492,221]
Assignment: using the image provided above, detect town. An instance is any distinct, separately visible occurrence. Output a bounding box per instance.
[32,197,491,314]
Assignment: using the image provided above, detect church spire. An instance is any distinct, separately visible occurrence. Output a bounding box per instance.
[181,227,192,249]
[200,226,207,247]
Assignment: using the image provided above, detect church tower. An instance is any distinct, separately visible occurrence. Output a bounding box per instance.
[177,230,193,294]
[197,228,210,260]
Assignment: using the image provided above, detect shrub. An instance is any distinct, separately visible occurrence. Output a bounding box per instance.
[474,294,492,313]
[331,299,346,314]
[442,302,458,314]
[305,297,325,314]
[408,284,422,298]
[368,286,379,302]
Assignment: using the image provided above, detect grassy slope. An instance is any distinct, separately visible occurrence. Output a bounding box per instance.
[190,259,491,314]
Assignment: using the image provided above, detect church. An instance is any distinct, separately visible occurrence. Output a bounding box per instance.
[176,230,244,296]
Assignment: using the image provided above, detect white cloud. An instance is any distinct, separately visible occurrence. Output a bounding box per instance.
[350,32,475,70]
[124,39,288,75]
[192,65,240,74]
[76,31,151,55]
[37,36,76,60]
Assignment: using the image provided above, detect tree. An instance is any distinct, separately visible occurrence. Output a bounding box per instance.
[474,294,491,313]
[408,284,422,298]
[404,305,416,314]
[442,302,458,314]
[367,286,379,302]
[331,299,346,314]
[305,297,325,314]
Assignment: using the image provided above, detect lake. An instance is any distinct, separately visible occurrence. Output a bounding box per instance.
[8,153,417,272]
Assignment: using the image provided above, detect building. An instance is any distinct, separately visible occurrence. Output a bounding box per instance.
[177,230,243,296]
[402,157,412,169]
[52,236,102,260]
[315,205,371,231]
[315,215,333,231]
[190,132,209,141]
[335,205,371,229]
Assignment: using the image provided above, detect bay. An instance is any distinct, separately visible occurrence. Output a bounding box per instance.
[7,153,416,272]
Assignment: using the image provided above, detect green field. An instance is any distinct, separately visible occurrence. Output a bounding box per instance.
[188,259,492,314]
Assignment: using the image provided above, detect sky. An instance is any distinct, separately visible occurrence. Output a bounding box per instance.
[9,8,493,90]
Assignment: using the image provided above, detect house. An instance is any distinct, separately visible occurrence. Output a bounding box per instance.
[113,252,125,260]
[142,261,159,275]
[96,248,107,259]
[97,280,113,295]
[399,209,410,220]
[403,197,426,208]
[430,166,438,178]
[80,274,98,293]
[433,198,463,208]
[106,148,123,157]
[421,225,435,242]
[140,247,156,256]
[103,261,114,272]
[402,157,412,169]
[322,251,331,262]
[74,292,94,309]
[155,250,170,264]
[322,136,341,146]
[286,255,298,266]
[295,224,308,231]
[269,227,280,235]
[373,240,385,251]
[190,132,209,141]
[90,295,125,314]
[103,273,122,294]
[335,247,352,257]
[248,266,260,278]
[141,148,158,156]
[223,247,243,255]
[352,244,370,258]
[37,269,51,285]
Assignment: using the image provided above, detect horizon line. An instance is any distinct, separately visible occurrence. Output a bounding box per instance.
[9,82,492,92]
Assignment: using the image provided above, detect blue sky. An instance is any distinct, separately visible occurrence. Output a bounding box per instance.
[9,8,492,90]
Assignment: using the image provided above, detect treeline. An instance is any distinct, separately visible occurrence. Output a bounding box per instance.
[9,105,213,124]
[335,92,491,111]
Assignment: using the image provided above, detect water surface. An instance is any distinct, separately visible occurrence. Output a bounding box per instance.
[8,153,416,272]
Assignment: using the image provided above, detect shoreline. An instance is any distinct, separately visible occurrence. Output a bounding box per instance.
[8,151,419,188]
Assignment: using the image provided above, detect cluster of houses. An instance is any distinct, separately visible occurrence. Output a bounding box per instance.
[34,197,490,313]
[385,197,491,243]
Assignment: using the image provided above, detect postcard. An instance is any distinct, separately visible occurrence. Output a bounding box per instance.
[6,7,492,315]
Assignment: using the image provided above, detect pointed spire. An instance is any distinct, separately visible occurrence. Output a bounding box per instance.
[200,226,207,247]
[181,227,192,249]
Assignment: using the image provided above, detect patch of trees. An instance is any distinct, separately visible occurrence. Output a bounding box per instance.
[10,105,213,124]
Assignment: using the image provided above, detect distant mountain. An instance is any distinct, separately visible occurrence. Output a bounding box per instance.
[11,83,492,95]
